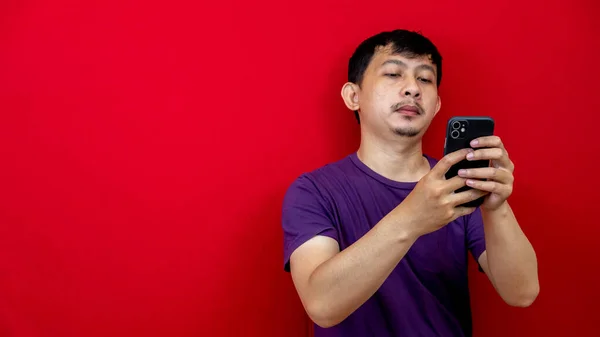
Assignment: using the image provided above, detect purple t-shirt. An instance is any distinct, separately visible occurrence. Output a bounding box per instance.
[282,152,486,337]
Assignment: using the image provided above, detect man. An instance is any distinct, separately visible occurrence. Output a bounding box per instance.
[281,29,539,336]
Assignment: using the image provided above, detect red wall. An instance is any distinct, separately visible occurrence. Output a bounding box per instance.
[1,1,598,336]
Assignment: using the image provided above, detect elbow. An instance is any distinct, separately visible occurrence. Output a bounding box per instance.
[508,296,537,308]
[506,283,540,308]
[305,301,346,328]
[311,316,341,329]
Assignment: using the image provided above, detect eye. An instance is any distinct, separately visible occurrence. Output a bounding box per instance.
[418,77,433,83]
[385,73,400,78]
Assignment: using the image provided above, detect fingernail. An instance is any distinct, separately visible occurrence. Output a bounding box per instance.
[466,179,475,186]
[458,169,467,176]
[466,152,474,160]
[471,140,479,146]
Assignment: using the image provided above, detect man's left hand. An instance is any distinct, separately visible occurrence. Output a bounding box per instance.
[457,136,515,211]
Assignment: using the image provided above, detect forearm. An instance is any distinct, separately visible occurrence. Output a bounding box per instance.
[482,202,539,306]
[305,211,418,327]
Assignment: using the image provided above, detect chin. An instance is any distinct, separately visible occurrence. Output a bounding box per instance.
[388,120,422,137]
[392,127,421,137]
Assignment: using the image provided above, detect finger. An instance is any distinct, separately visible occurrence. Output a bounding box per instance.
[445,175,468,192]
[466,179,512,198]
[467,148,503,161]
[432,148,472,178]
[458,167,513,184]
[470,135,504,149]
[451,188,489,206]
[467,148,513,170]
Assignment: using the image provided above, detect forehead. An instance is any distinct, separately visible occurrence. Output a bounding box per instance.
[369,45,436,71]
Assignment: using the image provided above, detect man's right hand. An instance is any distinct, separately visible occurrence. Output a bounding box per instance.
[393,148,489,238]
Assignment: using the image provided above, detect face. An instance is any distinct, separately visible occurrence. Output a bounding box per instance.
[342,45,441,139]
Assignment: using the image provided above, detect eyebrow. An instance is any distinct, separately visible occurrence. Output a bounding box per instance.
[381,59,436,74]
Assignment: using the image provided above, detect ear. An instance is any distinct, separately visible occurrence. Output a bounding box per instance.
[341,82,360,111]
[434,95,441,116]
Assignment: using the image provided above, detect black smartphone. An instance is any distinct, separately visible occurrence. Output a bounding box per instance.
[443,116,495,208]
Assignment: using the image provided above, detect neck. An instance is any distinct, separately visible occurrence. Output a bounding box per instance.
[356,130,430,183]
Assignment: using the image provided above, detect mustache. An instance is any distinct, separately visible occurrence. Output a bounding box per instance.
[391,102,424,115]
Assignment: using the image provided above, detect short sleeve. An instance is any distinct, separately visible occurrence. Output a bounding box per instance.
[466,207,487,272]
[281,174,338,272]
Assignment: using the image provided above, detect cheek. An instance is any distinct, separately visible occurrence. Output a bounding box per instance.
[424,97,437,108]
[422,90,439,109]
[361,85,386,106]
[371,84,392,103]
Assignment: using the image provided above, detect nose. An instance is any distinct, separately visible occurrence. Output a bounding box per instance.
[402,78,421,99]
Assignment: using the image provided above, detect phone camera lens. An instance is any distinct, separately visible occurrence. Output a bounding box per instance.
[451,130,460,139]
[452,121,461,129]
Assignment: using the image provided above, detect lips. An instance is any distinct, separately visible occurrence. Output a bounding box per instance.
[396,105,420,116]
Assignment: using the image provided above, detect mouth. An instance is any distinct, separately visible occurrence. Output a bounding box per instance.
[393,103,422,116]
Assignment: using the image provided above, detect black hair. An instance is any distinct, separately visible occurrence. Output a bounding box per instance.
[347,29,443,123]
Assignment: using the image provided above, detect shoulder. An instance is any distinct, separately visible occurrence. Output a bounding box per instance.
[284,154,357,199]
[281,157,353,271]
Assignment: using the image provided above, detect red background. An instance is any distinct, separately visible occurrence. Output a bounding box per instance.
[1,0,599,336]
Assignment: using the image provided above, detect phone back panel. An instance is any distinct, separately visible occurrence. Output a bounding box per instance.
[443,116,495,207]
